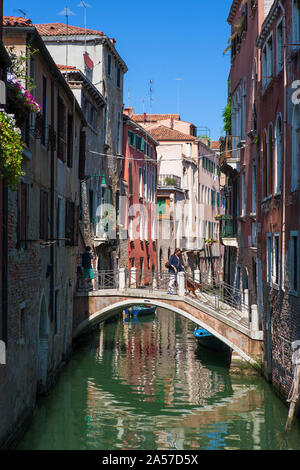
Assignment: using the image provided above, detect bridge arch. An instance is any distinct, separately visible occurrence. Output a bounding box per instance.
[73,297,257,364]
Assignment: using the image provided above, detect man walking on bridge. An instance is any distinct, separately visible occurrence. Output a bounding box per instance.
[167,248,184,294]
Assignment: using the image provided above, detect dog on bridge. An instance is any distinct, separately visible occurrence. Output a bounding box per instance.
[186,276,202,299]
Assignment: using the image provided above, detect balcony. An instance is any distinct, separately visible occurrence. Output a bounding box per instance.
[158,174,181,189]
[218,215,238,247]
[221,136,241,169]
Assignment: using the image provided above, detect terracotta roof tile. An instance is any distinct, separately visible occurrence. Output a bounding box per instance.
[35,22,105,37]
[211,140,220,150]
[3,16,34,27]
[57,64,79,71]
[132,113,180,122]
[149,125,198,142]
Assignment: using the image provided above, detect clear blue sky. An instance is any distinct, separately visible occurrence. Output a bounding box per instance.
[4,0,231,140]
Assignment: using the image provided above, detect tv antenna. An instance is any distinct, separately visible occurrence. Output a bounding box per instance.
[16,9,27,17]
[58,7,76,80]
[175,78,182,116]
[78,1,91,52]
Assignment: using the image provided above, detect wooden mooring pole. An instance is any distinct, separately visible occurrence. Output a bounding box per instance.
[285,365,300,432]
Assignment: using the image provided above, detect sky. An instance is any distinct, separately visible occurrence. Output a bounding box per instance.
[4,0,231,140]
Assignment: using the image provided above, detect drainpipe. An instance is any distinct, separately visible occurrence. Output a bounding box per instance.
[278,1,287,290]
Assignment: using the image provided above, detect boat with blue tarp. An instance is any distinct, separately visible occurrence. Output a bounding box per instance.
[194,327,229,352]
[124,305,157,317]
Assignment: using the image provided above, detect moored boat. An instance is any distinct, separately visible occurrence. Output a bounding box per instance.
[194,327,228,352]
[132,305,157,316]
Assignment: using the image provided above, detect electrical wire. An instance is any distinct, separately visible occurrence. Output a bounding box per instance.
[88,142,249,164]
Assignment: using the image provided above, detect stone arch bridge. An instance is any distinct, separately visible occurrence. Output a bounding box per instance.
[74,271,263,367]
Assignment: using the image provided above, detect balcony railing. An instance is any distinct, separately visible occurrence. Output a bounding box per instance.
[219,215,237,238]
[158,174,181,189]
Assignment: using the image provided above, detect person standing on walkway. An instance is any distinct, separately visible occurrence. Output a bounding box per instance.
[168,248,184,294]
[82,246,95,290]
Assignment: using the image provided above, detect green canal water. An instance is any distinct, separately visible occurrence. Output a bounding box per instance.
[15,308,300,450]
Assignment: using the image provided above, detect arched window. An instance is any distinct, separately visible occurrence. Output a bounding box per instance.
[291,104,300,191]
[275,114,282,194]
[268,124,273,195]
[263,129,268,198]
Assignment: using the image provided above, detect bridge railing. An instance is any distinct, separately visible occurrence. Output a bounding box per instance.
[77,268,251,322]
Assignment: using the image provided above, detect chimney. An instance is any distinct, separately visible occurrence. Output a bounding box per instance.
[124,107,134,118]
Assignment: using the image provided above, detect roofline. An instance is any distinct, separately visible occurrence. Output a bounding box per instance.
[256,0,283,48]
[60,68,106,107]
[227,0,240,24]
[40,32,128,73]
[123,114,159,146]
[3,25,87,126]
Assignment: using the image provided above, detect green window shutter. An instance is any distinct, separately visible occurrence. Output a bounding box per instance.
[157,198,166,215]
[129,163,133,194]
[217,192,220,207]
[211,190,215,206]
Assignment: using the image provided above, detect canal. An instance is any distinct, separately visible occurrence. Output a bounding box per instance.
[15,308,300,450]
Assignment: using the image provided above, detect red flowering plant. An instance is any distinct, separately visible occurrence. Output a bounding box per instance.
[7,79,41,114]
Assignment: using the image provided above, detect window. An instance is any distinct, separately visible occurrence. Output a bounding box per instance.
[128,130,135,147]
[67,113,73,168]
[18,181,28,246]
[136,135,144,152]
[42,75,47,145]
[242,79,246,140]
[275,115,282,193]
[262,129,268,198]
[186,143,192,157]
[57,96,66,161]
[128,216,134,241]
[262,35,273,89]
[157,198,166,215]
[65,200,75,246]
[276,20,283,73]
[129,163,133,195]
[40,190,48,240]
[117,112,122,154]
[273,232,280,285]
[268,124,273,195]
[292,0,300,46]
[211,189,215,206]
[291,104,300,191]
[267,233,272,283]
[290,232,298,293]
[57,197,63,247]
[139,168,143,197]
[143,167,147,200]
[107,53,111,76]
[241,170,246,216]
[252,163,257,213]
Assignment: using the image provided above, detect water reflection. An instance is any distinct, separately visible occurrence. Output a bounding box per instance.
[15,308,300,450]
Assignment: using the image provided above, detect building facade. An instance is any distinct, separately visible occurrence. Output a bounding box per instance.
[0,17,86,448]
[130,110,223,279]
[222,0,300,402]
[36,21,128,270]
[121,114,158,279]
